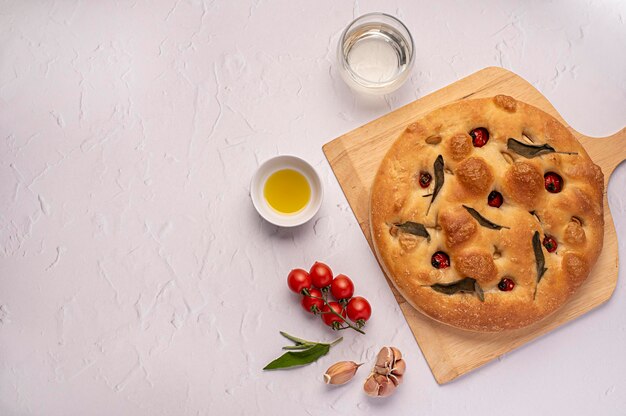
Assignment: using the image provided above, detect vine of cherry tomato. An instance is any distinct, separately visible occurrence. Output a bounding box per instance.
[286,261,371,334]
[321,302,346,327]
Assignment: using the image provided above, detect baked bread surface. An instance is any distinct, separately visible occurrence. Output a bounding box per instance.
[370,96,604,331]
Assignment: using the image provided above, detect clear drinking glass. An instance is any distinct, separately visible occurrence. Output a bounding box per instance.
[337,13,415,95]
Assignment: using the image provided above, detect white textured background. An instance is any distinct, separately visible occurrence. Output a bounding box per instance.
[1,1,625,415]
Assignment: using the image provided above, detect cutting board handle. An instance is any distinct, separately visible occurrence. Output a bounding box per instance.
[576,127,626,185]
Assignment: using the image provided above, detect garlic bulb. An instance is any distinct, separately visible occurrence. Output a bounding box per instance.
[363,346,405,397]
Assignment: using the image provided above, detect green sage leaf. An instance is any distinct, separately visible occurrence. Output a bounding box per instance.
[507,138,555,158]
[474,279,485,302]
[426,155,444,215]
[431,277,484,302]
[264,333,342,371]
[394,221,431,241]
[263,343,330,370]
[529,210,541,223]
[279,331,311,345]
[463,205,510,230]
[532,231,547,283]
[507,138,577,159]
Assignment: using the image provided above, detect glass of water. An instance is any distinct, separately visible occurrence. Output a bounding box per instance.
[337,13,415,95]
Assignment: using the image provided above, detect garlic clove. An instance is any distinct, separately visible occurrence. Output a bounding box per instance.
[376,374,397,397]
[390,346,402,361]
[364,373,397,397]
[389,373,403,386]
[324,361,362,385]
[363,373,380,397]
[425,135,442,145]
[375,346,394,369]
[391,358,406,376]
[374,364,390,376]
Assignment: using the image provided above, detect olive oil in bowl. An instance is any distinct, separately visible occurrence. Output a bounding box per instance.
[263,169,311,214]
[250,155,323,227]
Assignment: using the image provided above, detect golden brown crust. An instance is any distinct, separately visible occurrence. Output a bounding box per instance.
[455,157,494,196]
[448,133,473,161]
[370,96,604,332]
[453,250,498,285]
[439,208,478,248]
[494,94,517,112]
[504,161,543,209]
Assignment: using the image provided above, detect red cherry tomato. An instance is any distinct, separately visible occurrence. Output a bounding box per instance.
[543,235,558,253]
[488,191,503,208]
[330,274,354,300]
[431,251,450,269]
[321,301,346,328]
[287,269,311,294]
[498,278,515,291]
[346,296,371,327]
[309,261,333,289]
[301,288,324,314]
[419,172,432,188]
[544,172,563,193]
[470,127,489,147]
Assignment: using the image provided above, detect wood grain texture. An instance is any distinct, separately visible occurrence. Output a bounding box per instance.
[322,67,625,384]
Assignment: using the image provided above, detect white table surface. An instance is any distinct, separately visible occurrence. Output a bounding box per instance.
[1,1,625,415]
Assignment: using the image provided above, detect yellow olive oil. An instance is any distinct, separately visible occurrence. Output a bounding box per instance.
[263,169,311,214]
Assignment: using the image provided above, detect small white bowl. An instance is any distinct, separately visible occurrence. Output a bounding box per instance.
[250,155,323,227]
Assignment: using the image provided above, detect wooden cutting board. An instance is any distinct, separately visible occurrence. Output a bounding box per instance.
[323,67,625,384]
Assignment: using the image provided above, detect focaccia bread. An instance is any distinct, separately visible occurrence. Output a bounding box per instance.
[370,95,604,332]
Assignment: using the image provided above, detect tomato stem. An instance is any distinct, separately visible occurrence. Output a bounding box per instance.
[282,344,313,350]
[279,331,313,345]
[329,336,343,347]
[305,293,365,335]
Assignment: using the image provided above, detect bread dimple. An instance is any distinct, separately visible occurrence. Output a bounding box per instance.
[564,221,586,246]
[370,96,604,332]
[455,157,494,195]
[504,161,543,209]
